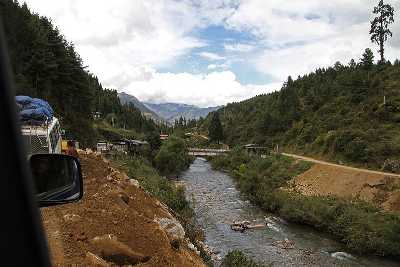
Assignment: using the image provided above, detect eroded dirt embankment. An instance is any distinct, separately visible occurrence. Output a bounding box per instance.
[41,152,205,267]
[288,162,400,212]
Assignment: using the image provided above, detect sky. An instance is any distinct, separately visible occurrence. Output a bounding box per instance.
[24,0,400,107]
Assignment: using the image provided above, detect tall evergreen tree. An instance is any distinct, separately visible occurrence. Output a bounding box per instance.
[208,112,223,143]
[360,48,375,69]
[370,0,395,63]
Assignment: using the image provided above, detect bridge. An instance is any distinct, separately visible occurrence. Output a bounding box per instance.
[188,148,230,156]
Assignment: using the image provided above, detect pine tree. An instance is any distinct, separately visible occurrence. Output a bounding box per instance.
[360,48,375,70]
[208,112,223,143]
[370,0,395,63]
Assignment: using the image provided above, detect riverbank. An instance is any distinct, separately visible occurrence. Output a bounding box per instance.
[42,151,206,266]
[211,149,400,258]
[110,153,212,264]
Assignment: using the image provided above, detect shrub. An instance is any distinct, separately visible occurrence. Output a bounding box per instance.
[382,159,400,173]
[155,136,192,176]
[221,250,267,267]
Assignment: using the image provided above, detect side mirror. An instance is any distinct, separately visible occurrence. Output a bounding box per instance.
[29,154,83,207]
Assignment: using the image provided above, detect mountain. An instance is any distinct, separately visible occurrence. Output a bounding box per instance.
[144,102,220,123]
[118,92,164,123]
[204,58,400,170]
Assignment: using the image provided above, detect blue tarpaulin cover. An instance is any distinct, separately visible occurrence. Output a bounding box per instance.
[16,96,54,123]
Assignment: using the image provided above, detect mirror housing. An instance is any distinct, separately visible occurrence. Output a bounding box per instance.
[29,154,83,207]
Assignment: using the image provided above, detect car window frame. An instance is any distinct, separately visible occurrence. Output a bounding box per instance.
[0,22,52,267]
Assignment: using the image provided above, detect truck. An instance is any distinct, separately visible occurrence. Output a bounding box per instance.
[21,117,62,155]
[16,96,62,155]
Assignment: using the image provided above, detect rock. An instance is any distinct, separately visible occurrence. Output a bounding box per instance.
[187,242,200,255]
[155,217,186,241]
[76,232,88,241]
[86,252,110,267]
[273,238,295,249]
[118,192,129,205]
[170,239,180,250]
[331,252,356,261]
[63,214,81,222]
[128,179,140,188]
[91,234,150,265]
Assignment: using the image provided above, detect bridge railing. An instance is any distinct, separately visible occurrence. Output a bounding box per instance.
[188,148,230,153]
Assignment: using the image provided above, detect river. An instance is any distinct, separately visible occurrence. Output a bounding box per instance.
[179,158,399,267]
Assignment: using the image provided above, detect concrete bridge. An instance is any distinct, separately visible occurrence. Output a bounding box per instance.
[188,148,230,157]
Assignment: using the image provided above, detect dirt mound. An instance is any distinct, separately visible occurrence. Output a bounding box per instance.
[288,163,400,212]
[41,152,205,267]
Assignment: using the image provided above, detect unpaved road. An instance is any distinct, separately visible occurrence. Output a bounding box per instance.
[282,153,400,178]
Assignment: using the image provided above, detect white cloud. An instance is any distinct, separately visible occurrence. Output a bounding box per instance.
[198,52,226,61]
[207,63,229,70]
[121,68,277,107]
[24,0,207,78]
[224,43,255,52]
[254,23,372,80]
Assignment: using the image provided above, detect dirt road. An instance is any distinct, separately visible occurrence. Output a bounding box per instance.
[41,152,205,267]
[282,153,400,212]
[282,153,400,178]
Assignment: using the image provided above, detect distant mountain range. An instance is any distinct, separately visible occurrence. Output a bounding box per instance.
[118,92,164,122]
[118,92,220,123]
[144,102,220,123]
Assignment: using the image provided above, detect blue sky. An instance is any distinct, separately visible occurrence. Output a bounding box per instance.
[24,0,400,107]
[158,25,272,84]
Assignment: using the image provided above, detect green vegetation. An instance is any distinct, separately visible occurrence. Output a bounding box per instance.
[221,250,267,267]
[1,1,158,146]
[155,136,193,177]
[212,149,400,257]
[112,154,193,219]
[203,55,400,171]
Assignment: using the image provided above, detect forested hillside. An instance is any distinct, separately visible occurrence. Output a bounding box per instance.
[0,0,157,146]
[208,51,400,170]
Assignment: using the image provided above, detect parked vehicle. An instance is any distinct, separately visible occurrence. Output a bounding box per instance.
[16,96,62,155]
[21,117,62,155]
